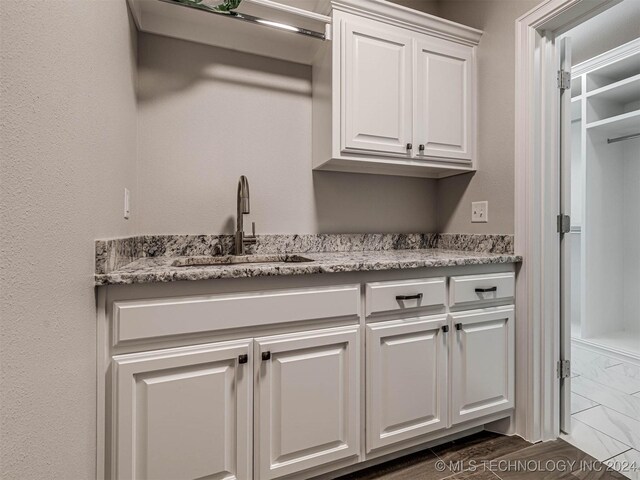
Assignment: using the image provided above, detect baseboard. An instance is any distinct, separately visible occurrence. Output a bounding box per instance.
[572,337,640,367]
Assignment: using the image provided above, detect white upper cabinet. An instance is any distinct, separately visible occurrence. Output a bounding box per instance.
[343,17,413,156]
[415,37,474,163]
[313,2,482,178]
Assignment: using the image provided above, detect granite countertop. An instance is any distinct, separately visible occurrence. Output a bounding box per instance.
[95,248,521,286]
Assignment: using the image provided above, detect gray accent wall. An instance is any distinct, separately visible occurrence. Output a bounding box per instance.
[0,1,138,478]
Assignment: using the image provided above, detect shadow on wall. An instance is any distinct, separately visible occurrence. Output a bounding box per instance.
[313,171,439,234]
[136,33,312,103]
[436,172,474,231]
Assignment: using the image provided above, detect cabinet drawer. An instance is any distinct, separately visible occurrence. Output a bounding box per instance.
[365,278,446,316]
[113,284,360,344]
[449,273,515,307]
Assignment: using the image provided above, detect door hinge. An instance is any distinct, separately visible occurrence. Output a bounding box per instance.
[557,214,571,234]
[557,360,571,379]
[558,70,571,90]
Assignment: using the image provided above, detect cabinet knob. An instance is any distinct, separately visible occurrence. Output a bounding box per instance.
[455,323,463,331]
[419,144,425,152]
[442,325,449,333]
[261,351,271,361]
[238,354,248,364]
[406,143,413,150]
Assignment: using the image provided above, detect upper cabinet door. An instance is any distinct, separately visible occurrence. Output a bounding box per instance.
[255,326,359,480]
[112,340,252,480]
[415,37,474,162]
[342,13,413,156]
[366,315,448,452]
[450,307,514,425]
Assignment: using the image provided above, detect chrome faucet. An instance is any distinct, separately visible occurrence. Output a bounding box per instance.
[235,175,257,255]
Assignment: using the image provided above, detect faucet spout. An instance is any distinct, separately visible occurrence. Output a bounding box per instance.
[238,175,250,214]
[235,175,257,255]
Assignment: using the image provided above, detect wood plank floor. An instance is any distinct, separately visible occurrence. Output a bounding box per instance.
[336,430,629,480]
[563,344,640,479]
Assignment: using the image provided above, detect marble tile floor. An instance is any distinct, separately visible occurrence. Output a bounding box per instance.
[335,430,627,479]
[562,344,640,479]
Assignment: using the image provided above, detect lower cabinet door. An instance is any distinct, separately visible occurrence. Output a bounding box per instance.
[255,326,359,479]
[451,306,515,425]
[366,315,449,452]
[112,340,252,480]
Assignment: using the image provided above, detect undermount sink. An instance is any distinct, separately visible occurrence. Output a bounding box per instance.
[172,254,315,267]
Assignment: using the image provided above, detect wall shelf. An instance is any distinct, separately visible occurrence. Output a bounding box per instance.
[586,109,640,140]
[587,74,640,105]
[127,0,332,65]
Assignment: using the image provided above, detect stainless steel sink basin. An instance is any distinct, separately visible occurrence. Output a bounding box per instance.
[172,254,315,267]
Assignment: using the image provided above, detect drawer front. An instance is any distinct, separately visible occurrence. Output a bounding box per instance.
[365,278,446,316]
[449,273,515,307]
[113,284,360,344]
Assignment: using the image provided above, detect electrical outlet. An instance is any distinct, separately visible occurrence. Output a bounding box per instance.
[472,201,488,223]
[124,188,131,220]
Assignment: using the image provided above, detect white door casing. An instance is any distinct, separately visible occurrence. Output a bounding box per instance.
[415,37,474,162]
[366,315,449,452]
[112,340,252,480]
[255,326,359,479]
[451,307,515,425]
[559,36,572,435]
[342,13,413,156]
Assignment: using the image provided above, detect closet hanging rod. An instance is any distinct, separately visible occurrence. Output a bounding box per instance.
[607,132,640,144]
[158,0,327,40]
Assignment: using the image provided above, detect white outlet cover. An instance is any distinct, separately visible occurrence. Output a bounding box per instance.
[472,201,488,223]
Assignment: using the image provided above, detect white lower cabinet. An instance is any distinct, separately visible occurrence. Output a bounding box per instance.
[366,315,448,452]
[255,326,360,479]
[112,340,252,480]
[450,307,515,424]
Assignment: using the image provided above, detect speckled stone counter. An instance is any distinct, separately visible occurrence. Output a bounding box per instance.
[95,234,520,286]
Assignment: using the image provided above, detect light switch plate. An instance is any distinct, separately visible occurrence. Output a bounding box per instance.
[124,188,130,220]
[472,201,488,223]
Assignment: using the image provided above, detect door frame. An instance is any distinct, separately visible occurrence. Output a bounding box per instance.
[514,0,620,443]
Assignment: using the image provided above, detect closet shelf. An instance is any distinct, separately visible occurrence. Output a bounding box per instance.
[586,109,640,140]
[587,74,640,105]
[127,0,331,65]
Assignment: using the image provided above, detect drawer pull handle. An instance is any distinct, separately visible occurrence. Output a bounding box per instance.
[261,351,271,361]
[396,293,423,301]
[406,143,413,151]
[238,354,248,364]
[442,325,449,333]
[475,286,498,293]
[455,323,463,331]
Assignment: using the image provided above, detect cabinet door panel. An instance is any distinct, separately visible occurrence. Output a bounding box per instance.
[113,341,251,480]
[342,14,412,155]
[451,307,514,424]
[366,315,448,452]
[416,38,474,162]
[256,327,359,479]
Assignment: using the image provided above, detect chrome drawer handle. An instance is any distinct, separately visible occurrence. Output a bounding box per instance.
[396,293,423,301]
[475,287,497,293]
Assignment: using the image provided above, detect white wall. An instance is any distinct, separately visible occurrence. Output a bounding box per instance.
[623,138,640,335]
[136,33,439,234]
[568,0,640,66]
[0,1,137,478]
[416,0,540,234]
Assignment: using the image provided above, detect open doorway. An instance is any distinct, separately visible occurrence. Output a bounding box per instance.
[558,0,640,475]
